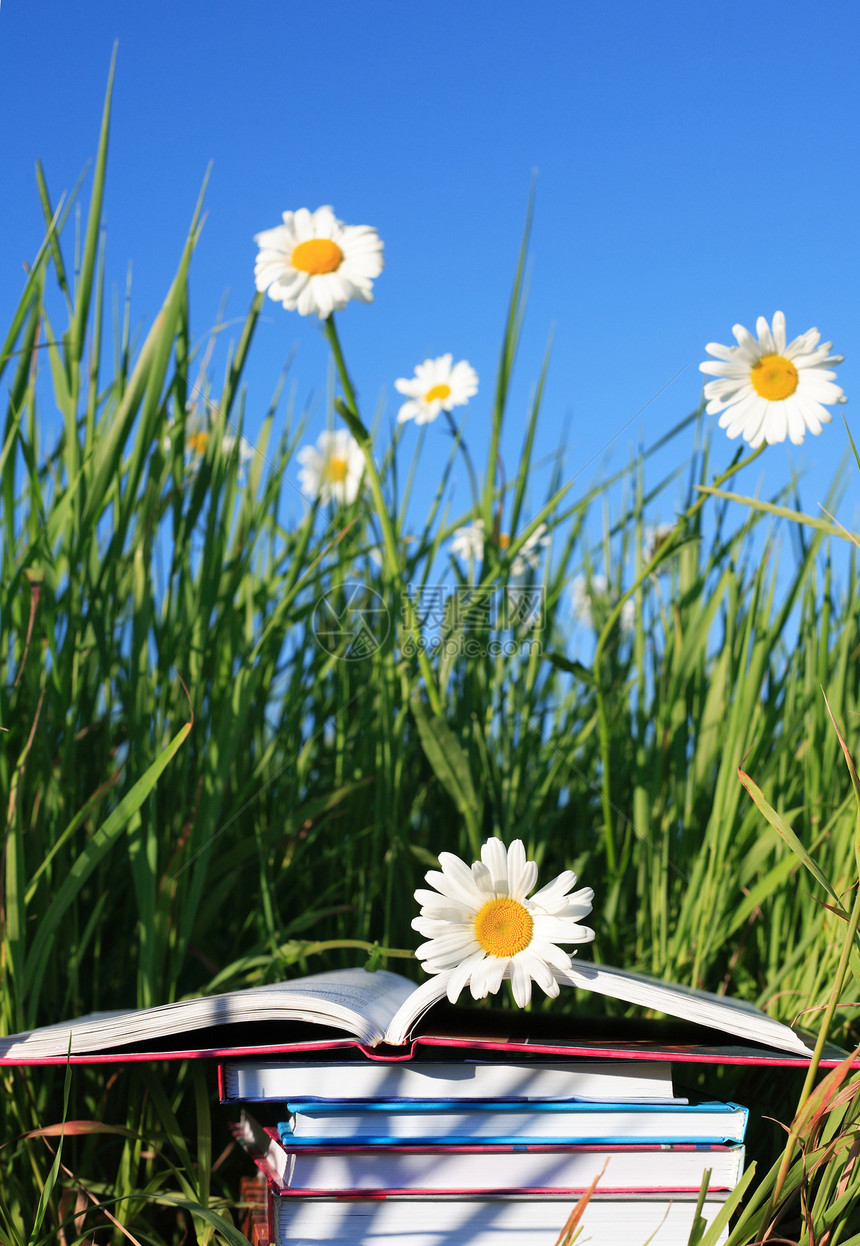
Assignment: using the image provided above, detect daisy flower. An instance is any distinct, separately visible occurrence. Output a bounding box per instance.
[571,574,634,634]
[221,431,255,468]
[699,311,845,448]
[297,430,365,506]
[395,355,479,425]
[450,519,486,564]
[642,522,675,565]
[176,407,254,471]
[450,519,548,577]
[254,206,384,319]
[507,524,549,577]
[413,838,595,1008]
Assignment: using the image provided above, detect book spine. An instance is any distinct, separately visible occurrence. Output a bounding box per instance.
[357,1042,419,1061]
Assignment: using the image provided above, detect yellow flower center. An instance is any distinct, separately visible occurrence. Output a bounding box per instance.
[424,383,452,404]
[499,533,511,550]
[291,238,343,275]
[751,354,799,401]
[187,430,209,455]
[474,897,534,957]
[324,455,349,483]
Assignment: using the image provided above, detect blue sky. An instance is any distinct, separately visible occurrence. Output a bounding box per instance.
[2,0,859,558]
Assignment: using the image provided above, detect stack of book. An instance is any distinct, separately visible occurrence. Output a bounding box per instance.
[0,961,840,1244]
[224,1055,748,1245]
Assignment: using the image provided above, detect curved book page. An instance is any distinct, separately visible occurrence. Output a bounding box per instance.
[0,969,416,1060]
[383,963,812,1055]
[554,963,812,1056]
[385,976,451,1047]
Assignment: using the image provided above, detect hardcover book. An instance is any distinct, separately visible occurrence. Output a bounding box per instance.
[258,1138,745,1196]
[219,1058,679,1103]
[0,963,828,1065]
[275,1097,749,1146]
[270,1192,732,1246]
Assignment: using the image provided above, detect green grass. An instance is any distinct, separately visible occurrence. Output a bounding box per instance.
[2,64,860,1243]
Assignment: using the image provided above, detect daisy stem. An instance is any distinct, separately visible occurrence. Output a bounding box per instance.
[442,408,480,510]
[591,443,765,876]
[323,315,443,716]
[281,938,417,962]
[323,314,400,573]
[322,314,359,421]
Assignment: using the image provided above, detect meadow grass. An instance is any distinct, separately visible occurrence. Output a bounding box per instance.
[2,67,860,1244]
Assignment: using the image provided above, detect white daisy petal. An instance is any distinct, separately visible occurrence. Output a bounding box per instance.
[470,957,508,1001]
[447,951,487,1003]
[396,400,422,425]
[563,886,597,917]
[509,958,534,1008]
[700,360,750,380]
[800,378,843,404]
[529,870,578,905]
[412,891,473,922]
[765,404,787,445]
[481,838,511,893]
[527,939,572,970]
[755,315,775,354]
[786,402,810,445]
[412,917,475,940]
[537,919,596,946]
[702,341,738,362]
[517,948,561,997]
[505,840,537,902]
[701,312,845,448]
[470,860,496,898]
[787,327,821,356]
[414,930,480,959]
[732,323,760,355]
[423,867,482,909]
[439,852,487,901]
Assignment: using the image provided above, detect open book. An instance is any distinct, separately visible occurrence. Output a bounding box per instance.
[0,961,823,1066]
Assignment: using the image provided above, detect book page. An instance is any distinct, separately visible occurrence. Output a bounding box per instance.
[385,962,812,1055]
[385,975,450,1046]
[0,968,417,1060]
[555,962,812,1055]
